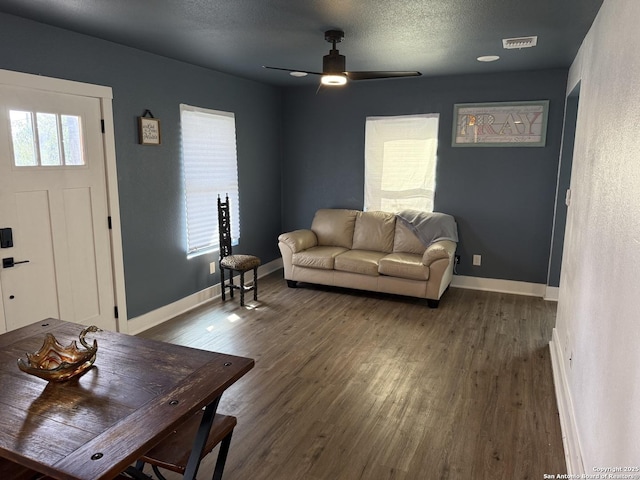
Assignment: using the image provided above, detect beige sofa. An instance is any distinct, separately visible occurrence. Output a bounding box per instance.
[277,209,457,307]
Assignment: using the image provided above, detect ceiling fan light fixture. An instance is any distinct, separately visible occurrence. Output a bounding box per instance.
[321,74,347,86]
[264,29,421,85]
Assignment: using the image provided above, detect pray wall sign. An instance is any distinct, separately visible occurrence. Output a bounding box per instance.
[453,101,548,147]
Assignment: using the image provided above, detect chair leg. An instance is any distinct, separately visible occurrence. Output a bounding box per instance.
[229,271,234,299]
[152,465,169,480]
[220,267,226,301]
[123,464,155,480]
[253,267,258,301]
[211,430,234,480]
[239,271,245,307]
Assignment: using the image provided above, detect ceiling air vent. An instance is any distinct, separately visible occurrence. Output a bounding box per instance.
[502,36,538,49]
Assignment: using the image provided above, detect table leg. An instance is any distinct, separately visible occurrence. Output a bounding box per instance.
[182,396,221,480]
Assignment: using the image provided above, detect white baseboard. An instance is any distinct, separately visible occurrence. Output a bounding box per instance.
[451,275,547,298]
[128,266,552,335]
[544,286,560,301]
[549,328,584,475]
[126,258,283,335]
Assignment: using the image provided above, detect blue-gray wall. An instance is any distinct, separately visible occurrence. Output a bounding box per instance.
[281,70,567,284]
[0,11,569,315]
[0,13,283,318]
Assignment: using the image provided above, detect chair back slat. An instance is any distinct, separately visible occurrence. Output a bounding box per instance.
[217,195,233,258]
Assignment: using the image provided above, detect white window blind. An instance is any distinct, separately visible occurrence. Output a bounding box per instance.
[181,104,239,256]
[364,114,439,212]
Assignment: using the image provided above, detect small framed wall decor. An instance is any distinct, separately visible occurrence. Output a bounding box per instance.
[452,100,549,147]
[138,110,161,145]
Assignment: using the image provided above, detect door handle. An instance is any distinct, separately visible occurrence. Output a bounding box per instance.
[2,257,30,268]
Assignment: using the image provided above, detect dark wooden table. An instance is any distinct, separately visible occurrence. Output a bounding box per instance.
[0,318,254,480]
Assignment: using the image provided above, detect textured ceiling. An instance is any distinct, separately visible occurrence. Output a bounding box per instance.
[0,0,603,86]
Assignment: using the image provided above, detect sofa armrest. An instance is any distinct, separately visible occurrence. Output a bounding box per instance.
[421,240,456,266]
[278,229,318,253]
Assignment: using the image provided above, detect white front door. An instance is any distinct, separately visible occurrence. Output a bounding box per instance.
[0,84,116,332]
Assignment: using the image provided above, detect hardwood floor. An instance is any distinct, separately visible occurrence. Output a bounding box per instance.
[138,271,565,480]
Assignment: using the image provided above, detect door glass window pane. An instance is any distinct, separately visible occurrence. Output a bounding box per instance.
[37,113,62,166]
[9,110,85,167]
[9,110,37,166]
[61,115,84,165]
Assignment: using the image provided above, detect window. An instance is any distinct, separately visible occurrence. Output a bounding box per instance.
[364,114,439,212]
[181,104,240,257]
[9,110,84,167]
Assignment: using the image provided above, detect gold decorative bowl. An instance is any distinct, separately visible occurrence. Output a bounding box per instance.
[17,326,102,382]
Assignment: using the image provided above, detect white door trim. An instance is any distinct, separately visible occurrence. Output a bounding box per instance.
[0,69,128,333]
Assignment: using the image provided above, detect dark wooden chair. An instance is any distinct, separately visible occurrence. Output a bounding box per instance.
[217,194,260,307]
[135,412,237,480]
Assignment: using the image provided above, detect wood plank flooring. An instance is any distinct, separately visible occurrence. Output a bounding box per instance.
[138,271,565,480]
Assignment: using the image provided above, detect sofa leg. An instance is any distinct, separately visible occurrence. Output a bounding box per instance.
[286,280,298,288]
[427,299,439,309]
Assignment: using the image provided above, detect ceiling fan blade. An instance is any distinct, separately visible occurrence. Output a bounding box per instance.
[263,66,323,76]
[345,71,422,81]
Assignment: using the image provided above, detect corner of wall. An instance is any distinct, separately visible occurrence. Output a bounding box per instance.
[549,327,585,475]
[544,286,560,301]
[567,35,585,96]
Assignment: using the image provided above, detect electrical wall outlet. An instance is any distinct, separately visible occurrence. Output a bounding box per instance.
[209,262,216,274]
[472,254,482,266]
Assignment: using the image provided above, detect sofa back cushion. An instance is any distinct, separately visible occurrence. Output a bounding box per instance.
[352,211,396,253]
[311,209,359,248]
[393,220,427,255]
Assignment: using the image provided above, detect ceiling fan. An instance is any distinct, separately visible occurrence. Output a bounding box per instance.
[263,29,422,86]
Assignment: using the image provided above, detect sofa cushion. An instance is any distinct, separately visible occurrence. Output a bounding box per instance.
[334,250,387,276]
[352,211,396,253]
[311,209,358,249]
[393,220,426,255]
[293,246,348,270]
[379,253,430,281]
